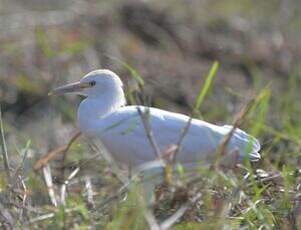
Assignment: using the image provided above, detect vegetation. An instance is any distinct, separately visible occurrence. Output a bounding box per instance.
[0,0,300,229]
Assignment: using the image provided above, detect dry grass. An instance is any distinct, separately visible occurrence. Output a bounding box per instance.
[0,0,300,229]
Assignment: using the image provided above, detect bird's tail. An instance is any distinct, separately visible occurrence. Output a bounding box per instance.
[222,125,261,161]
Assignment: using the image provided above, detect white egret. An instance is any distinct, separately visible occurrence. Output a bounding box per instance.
[51,69,261,169]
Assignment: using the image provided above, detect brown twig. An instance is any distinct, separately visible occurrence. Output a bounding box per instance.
[214,96,256,170]
[137,107,162,159]
[172,117,193,165]
[34,131,81,171]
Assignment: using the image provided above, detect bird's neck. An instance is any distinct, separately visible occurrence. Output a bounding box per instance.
[77,88,125,135]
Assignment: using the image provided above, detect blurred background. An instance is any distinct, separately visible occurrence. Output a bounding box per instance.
[0,0,301,228]
[0,0,300,169]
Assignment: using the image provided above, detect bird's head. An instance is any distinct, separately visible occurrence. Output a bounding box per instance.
[50,69,124,98]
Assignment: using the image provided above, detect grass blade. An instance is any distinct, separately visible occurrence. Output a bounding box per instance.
[194,61,219,113]
[0,106,11,182]
[107,56,145,86]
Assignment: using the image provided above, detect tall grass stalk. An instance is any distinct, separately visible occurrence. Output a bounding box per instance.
[0,106,11,182]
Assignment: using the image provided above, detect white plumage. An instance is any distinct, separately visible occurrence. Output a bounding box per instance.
[52,69,261,169]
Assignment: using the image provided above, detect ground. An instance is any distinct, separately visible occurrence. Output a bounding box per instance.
[0,0,300,229]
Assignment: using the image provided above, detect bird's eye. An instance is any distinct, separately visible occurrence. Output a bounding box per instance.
[89,81,96,87]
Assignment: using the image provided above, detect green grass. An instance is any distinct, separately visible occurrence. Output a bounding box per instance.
[1,61,300,229]
[0,0,300,229]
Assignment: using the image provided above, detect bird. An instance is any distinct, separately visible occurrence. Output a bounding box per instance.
[51,69,261,170]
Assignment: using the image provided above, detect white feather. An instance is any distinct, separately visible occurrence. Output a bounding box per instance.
[73,69,261,168]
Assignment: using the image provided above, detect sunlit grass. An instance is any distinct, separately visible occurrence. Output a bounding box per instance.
[0,0,300,229]
[34,67,298,230]
[0,61,300,229]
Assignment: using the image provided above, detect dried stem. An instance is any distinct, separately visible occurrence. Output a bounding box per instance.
[0,106,11,182]
[144,209,160,230]
[34,131,81,171]
[160,192,202,230]
[137,107,162,160]
[84,175,95,208]
[0,202,14,229]
[214,96,256,170]
[172,117,193,165]
[87,141,128,184]
[42,164,57,207]
[60,167,80,206]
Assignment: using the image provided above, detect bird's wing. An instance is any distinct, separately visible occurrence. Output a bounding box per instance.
[96,106,260,166]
